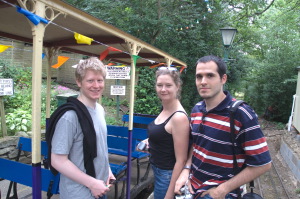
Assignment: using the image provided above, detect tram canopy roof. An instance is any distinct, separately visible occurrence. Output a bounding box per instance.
[0,0,187,67]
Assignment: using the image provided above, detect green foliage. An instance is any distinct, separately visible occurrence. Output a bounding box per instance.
[134,67,160,115]
[0,61,18,78]
[0,63,32,87]
[0,61,75,135]
[102,96,117,107]
[2,65,32,114]
[242,0,299,122]
[0,63,32,135]
[5,109,32,135]
[275,122,286,130]
[63,0,299,122]
[105,115,120,125]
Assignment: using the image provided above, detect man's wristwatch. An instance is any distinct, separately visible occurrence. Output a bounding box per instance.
[183,165,191,170]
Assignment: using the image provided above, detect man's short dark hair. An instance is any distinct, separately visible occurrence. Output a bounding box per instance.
[196,55,227,78]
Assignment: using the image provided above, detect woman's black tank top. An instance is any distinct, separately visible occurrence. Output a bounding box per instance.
[148,111,187,170]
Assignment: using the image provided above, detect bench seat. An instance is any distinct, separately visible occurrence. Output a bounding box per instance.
[108,148,149,159]
[0,137,128,199]
[0,157,60,194]
[110,163,127,176]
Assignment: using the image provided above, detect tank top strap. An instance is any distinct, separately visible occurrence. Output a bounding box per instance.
[164,110,188,124]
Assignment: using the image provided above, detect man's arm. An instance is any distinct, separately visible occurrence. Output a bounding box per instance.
[202,163,271,198]
[51,153,109,198]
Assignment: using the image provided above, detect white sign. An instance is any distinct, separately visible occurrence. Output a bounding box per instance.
[106,66,130,79]
[0,79,13,96]
[110,85,126,96]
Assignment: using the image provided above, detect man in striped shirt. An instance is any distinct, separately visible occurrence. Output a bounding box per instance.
[175,55,271,199]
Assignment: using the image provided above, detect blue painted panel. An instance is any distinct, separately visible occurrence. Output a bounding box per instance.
[0,158,59,193]
[122,115,156,125]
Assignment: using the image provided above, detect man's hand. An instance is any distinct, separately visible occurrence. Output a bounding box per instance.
[88,179,109,198]
[200,186,228,199]
[174,170,194,195]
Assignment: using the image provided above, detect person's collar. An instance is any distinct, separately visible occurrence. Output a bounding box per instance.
[200,91,232,113]
[213,91,232,111]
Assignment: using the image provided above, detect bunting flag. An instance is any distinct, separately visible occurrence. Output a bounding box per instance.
[132,55,141,66]
[179,66,186,73]
[51,56,70,68]
[17,7,48,25]
[149,63,166,69]
[74,32,94,45]
[106,63,128,67]
[0,0,188,70]
[0,45,13,53]
[99,46,122,61]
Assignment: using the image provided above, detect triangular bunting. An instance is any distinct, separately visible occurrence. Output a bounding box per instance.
[100,46,122,60]
[17,7,48,25]
[51,56,70,68]
[0,45,13,53]
[149,63,165,69]
[100,48,110,61]
[132,55,141,66]
[179,66,186,73]
[74,32,94,45]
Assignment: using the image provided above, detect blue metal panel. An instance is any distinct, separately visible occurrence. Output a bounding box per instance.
[122,114,156,125]
[0,158,60,194]
[0,158,33,186]
[18,137,48,157]
[17,137,33,152]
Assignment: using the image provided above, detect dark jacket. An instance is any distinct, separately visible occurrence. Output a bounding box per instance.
[46,97,97,177]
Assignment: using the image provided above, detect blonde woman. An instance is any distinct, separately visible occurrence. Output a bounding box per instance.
[140,67,190,199]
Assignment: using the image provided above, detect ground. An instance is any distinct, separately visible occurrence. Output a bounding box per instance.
[257,119,300,199]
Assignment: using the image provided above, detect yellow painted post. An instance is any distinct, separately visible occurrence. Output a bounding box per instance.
[31,3,45,165]
[0,96,7,137]
[21,1,47,198]
[128,45,137,131]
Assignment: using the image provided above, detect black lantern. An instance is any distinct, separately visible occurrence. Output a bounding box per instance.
[220,27,237,62]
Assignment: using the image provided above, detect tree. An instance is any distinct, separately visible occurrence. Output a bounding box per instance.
[64,0,299,122]
[240,0,299,122]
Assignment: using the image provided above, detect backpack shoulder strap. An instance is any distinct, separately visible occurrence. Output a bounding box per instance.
[229,100,244,114]
[229,100,244,174]
[229,99,244,156]
[229,100,255,198]
[229,100,244,138]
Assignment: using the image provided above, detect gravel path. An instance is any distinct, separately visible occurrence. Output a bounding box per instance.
[256,126,300,199]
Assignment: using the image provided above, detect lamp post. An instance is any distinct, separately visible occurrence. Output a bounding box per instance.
[220,27,237,62]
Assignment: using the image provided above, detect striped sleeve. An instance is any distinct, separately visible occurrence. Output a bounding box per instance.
[236,104,272,166]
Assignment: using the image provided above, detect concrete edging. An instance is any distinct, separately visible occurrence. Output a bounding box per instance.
[280,138,300,182]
